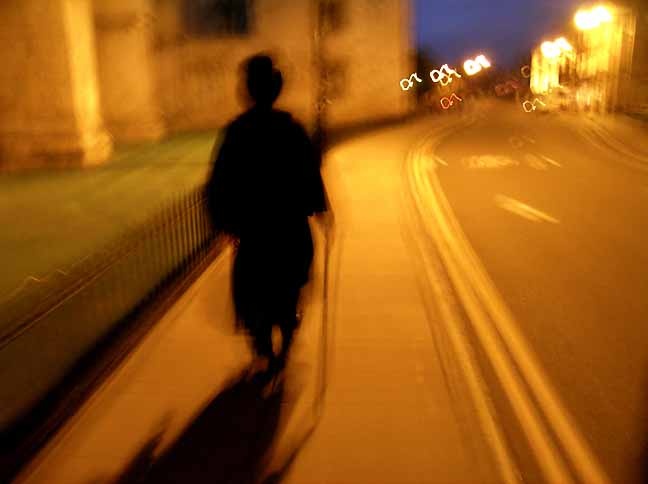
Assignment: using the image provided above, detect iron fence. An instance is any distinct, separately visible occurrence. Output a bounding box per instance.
[0,184,217,431]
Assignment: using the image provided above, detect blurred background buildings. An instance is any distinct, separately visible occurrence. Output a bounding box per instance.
[0,0,414,170]
[530,0,648,114]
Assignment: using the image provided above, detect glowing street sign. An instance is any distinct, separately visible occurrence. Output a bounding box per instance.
[400,72,423,91]
[430,64,462,85]
[523,98,546,112]
[440,93,463,110]
[464,54,491,76]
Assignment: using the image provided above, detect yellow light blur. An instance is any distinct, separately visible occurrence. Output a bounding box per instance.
[555,37,573,52]
[476,55,491,68]
[574,5,613,30]
[541,41,561,59]
[464,59,481,76]
[463,54,491,76]
[593,5,613,23]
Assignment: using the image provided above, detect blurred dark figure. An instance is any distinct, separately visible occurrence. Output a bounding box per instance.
[206,54,329,381]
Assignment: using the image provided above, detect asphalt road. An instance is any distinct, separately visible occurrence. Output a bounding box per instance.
[432,100,648,483]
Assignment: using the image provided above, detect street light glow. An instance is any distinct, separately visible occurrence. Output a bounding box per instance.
[592,5,613,23]
[463,54,491,76]
[540,37,574,59]
[575,5,613,30]
[541,41,561,59]
[555,37,573,52]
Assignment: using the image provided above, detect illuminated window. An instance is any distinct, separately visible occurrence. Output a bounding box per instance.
[183,0,254,36]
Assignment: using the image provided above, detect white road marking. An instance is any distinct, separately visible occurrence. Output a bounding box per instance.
[538,154,562,167]
[409,121,611,484]
[462,155,518,169]
[524,154,548,171]
[494,195,559,224]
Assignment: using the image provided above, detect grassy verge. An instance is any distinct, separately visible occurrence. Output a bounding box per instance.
[0,130,220,310]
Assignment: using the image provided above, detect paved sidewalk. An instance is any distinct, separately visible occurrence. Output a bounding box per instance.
[280,121,490,483]
[16,117,493,484]
[15,231,329,484]
[14,248,255,483]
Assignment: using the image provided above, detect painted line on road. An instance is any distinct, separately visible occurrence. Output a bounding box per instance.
[494,195,560,224]
[409,128,611,484]
[404,121,522,484]
[412,148,574,484]
[538,154,562,167]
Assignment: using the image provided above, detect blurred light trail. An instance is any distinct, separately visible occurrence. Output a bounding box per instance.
[440,93,463,109]
[521,65,531,78]
[464,54,491,76]
[523,98,546,112]
[400,72,423,91]
[430,64,462,84]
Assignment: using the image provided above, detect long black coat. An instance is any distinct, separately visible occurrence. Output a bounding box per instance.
[206,107,327,326]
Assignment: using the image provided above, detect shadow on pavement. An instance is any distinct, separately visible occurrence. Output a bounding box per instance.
[110,370,284,484]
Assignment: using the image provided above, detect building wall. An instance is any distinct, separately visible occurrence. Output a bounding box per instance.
[0,0,111,169]
[0,0,413,169]
[94,0,165,141]
[323,0,414,127]
[627,4,648,110]
[153,0,317,133]
[148,0,413,135]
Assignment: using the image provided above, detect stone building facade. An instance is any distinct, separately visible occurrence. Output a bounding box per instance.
[0,0,413,170]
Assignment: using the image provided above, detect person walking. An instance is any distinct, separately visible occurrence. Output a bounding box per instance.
[206,54,330,383]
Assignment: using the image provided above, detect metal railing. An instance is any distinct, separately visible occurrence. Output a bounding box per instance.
[0,184,217,431]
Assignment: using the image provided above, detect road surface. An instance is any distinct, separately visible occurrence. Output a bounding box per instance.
[432,100,648,483]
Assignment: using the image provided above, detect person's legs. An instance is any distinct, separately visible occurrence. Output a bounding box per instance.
[275,286,302,369]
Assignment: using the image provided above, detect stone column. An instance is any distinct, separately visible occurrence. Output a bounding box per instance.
[0,0,112,170]
[94,0,165,142]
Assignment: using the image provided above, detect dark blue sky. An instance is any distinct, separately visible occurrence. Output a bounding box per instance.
[415,0,583,67]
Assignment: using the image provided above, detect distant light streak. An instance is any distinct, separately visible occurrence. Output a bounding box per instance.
[440,93,463,110]
[400,72,423,91]
[476,55,491,68]
[523,98,546,112]
[463,54,491,76]
[430,64,462,84]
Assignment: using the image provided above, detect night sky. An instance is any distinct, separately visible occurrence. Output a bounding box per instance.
[415,0,583,67]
